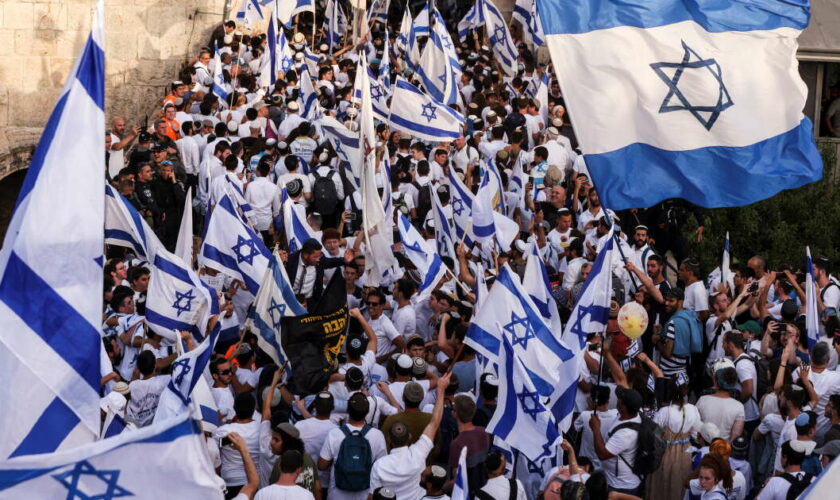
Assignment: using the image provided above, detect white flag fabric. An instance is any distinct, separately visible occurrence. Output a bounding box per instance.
[806,247,819,347]
[0,1,105,458]
[235,0,265,28]
[211,45,229,101]
[191,374,220,433]
[277,0,314,28]
[457,0,519,76]
[418,15,461,106]
[0,414,225,498]
[105,185,157,260]
[175,187,194,266]
[299,65,321,120]
[471,172,497,245]
[319,115,361,185]
[513,0,545,46]
[523,242,563,334]
[431,185,457,261]
[397,214,446,302]
[446,166,475,246]
[246,251,307,368]
[283,198,317,254]
[200,194,271,295]
[451,446,469,500]
[388,78,464,142]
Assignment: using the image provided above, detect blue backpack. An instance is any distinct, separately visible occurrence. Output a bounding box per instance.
[334,424,373,492]
[670,310,703,357]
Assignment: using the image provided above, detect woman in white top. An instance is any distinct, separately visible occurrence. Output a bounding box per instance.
[685,453,733,500]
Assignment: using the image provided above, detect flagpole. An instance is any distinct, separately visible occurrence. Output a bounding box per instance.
[612,233,640,290]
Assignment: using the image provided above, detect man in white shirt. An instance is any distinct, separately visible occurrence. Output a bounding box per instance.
[176,121,200,179]
[590,387,643,496]
[680,257,710,322]
[255,450,315,500]
[126,351,170,427]
[318,393,388,500]
[109,117,139,178]
[392,279,417,338]
[198,141,231,211]
[370,373,451,500]
[211,358,237,424]
[573,385,619,470]
[295,392,337,492]
[215,393,263,496]
[277,101,305,140]
[366,290,406,362]
[245,161,281,243]
[474,451,527,500]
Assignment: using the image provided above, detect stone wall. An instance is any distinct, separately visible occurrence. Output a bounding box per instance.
[0,0,226,180]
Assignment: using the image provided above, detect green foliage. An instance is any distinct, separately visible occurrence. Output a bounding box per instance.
[684,145,840,273]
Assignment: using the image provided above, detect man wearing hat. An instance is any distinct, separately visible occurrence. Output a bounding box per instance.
[370,373,451,500]
[277,100,304,140]
[381,377,432,447]
[590,386,644,495]
[653,287,698,378]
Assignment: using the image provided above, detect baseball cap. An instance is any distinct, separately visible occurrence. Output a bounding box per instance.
[615,386,642,414]
[736,320,760,336]
[403,382,424,404]
[815,440,840,458]
[273,422,300,439]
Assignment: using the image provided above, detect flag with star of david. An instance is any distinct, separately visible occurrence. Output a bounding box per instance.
[145,246,220,343]
[468,264,579,429]
[417,8,462,106]
[199,194,271,297]
[235,0,264,28]
[245,250,307,369]
[0,413,225,498]
[445,165,475,246]
[397,214,446,302]
[299,65,321,121]
[487,332,562,462]
[388,78,463,143]
[456,0,519,76]
[538,0,822,209]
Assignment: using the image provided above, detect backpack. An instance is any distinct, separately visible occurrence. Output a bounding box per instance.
[312,169,339,215]
[334,424,373,491]
[414,181,432,224]
[608,416,667,477]
[475,478,518,500]
[782,472,814,500]
[671,310,703,357]
[735,353,770,404]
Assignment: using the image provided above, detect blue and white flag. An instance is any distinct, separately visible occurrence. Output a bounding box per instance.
[561,230,617,355]
[191,374,220,433]
[799,445,840,498]
[468,264,578,428]
[211,44,229,101]
[367,0,390,25]
[100,412,129,440]
[398,214,446,302]
[451,445,469,500]
[299,66,320,120]
[536,71,550,127]
[235,0,264,27]
[200,194,271,295]
[395,8,413,59]
[458,0,519,76]
[277,0,314,29]
[414,2,430,37]
[389,78,464,142]
[0,413,225,498]
[806,246,819,347]
[323,0,347,52]
[0,1,105,458]
[707,231,734,296]
[262,5,280,88]
[378,31,392,93]
[154,320,221,424]
[537,0,822,209]
[513,0,544,46]
[105,185,157,260]
[471,171,497,245]
[283,198,316,254]
[446,165,475,246]
[431,184,457,260]
[488,332,563,462]
[145,248,220,342]
[368,69,390,121]
[175,187,194,266]
[418,19,461,106]
[246,250,307,368]
[523,242,563,334]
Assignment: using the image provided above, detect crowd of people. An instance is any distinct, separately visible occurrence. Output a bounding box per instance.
[98,4,840,500]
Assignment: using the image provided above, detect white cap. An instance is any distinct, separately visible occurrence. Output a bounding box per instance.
[100,391,126,414]
[396,354,412,369]
[287,101,300,112]
[227,121,238,133]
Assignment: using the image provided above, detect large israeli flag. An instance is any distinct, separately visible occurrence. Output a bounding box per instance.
[446,166,475,246]
[246,250,307,368]
[200,194,271,295]
[488,332,563,462]
[277,0,314,29]
[299,66,320,120]
[537,0,823,209]
[211,44,229,101]
[523,242,563,334]
[418,18,462,106]
[805,246,819,347]
[105,185,157,260]
[235,0,265,28]
[0,414,225,498]
[0,2,105,458]
[513,0,544,46]
[389,78,464,142]
[397,214,446,302]
[431,185,457,260]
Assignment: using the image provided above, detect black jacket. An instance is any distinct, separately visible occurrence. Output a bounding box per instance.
[284,252,345,304]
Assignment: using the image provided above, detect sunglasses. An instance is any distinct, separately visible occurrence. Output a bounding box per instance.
[366,302,381,307]
[219,369,232,375]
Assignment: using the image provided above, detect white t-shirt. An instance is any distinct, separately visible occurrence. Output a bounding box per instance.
[772,418,798,473]
[370,434,434,500]
[684,281,710,313]
[254,484,315,500]
[734,354,760,422]
[757,471,814,500]
[212,385,236,423]
[477,475,527,500]
[215,419,262,487]
[603,416,641,490]
[320,423,388,500]
[653,404,703,434]
[705,317,732,366]
[697,395,745,440]
[392,304,417,338]
[573,409,618,469]
[109,133,125,178]
[367,315,402,358]
[126,375,170,427]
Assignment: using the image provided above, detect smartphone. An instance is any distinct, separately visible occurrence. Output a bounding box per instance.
[219,436,233,448]
[747,282,759,293]
[587,343,599,352]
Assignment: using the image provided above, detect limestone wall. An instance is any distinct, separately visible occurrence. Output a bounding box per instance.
[0,0,225,179]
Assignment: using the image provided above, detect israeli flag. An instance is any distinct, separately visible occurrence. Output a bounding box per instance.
[414,2,430,37]
[319,116,361,175]
[488,332,563,462]
[367,0,389,25]
[707,231,734,296]
[262,7,279,88]
[523,242,563,334]
[389,78,464,142]
[191,375,220,433]
[323,0,346,52]
[451,446,469,500]
[299,66,320,120]
[378,31,392,94]
[398,214,446,302]
[175,187,194,266]
[395,8,413,59]
[536,71,549,127]
[246,250,307,368]
[368,69,390,121]
[200,194,271,295]
[432,8,460,75]
[0,1,105,459]
[472,172,497,245]
[381,157,393,214]
[457,0,485,40]
[538,0,823,209]
[100,412,129,440]
[235,0,264,28]
[561,231,618,355]
[302,46,320,75]
[431,185,457,260]
[283,198,316,254]
[277,0,314,29]
[446,165,475,246]
[513,0,544,46]
[806,246,819,347]
[211,44,229,101]
[145,248,220,342]
[0,414,225,498]
[468,264,578,426]
[418,19,462,106]
[105,185,156,260]
[458,0,519,76]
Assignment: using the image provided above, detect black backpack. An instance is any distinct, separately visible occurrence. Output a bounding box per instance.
[608,416,666,476]
[735,353,770,404]
[312,169,339,215]
[782,472,814,500]
[414,181,432,224]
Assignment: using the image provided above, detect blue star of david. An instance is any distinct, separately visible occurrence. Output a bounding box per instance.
[442,37,453,51]
[650,40,733,130]
[451,197,464,216]
[517,388,544,420]
[281,56,293,72]
[172,289,195,317]
[333,140,344,157]
[438,71,447,86]
[491,25,506,45]
[53,460,133,500]
[370,84,383,101]
[267,297,287,329]
[503,312,536,349]
[232,235,260,265]
[568,303,611,349]
[420,102,437,123]
[172,358,192,387]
